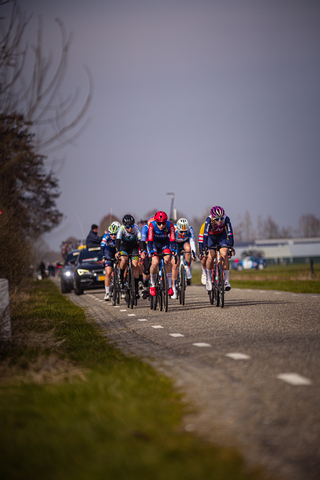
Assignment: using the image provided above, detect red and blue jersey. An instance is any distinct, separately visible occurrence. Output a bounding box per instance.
[147,220,176,251]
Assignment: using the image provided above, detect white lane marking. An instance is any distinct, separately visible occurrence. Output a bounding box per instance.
[120,309,127,312]
[169,333,184,337]
[138,319,148,321]
[128,314,136,317]
[277,373,312,386]
[193,343,211,347]
[152,325,163,329]
[226,353,250,360]
[113,305,120,308]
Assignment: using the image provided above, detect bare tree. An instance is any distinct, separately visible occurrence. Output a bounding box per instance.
[296,214,320,237]
[0,0,92,155]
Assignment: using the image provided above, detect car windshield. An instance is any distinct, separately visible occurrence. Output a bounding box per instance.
[65,252,79,265]
[79,249,103,264]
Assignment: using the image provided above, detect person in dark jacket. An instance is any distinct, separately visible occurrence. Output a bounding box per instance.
[86,224,103,247]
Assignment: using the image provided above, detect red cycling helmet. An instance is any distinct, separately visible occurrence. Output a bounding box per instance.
[154,211,168,223]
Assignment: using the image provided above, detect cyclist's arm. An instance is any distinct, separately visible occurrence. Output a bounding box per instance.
[202,218,210,251]
[225,216,234,247]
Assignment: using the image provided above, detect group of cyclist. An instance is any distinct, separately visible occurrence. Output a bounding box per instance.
[99,206,235,302]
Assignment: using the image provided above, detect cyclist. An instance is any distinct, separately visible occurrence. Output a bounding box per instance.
[139,215,154,299]
[116,214,141,299]
[198,221,208,285]
[147,211,177,297]
[100,221,121,301]
[202,206,235,291]
[171,218,197,299]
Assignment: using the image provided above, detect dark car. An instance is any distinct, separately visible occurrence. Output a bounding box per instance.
[73,247,105,295]
[60,250,79,293]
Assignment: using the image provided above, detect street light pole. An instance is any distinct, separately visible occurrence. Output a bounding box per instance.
[166,192,175,222]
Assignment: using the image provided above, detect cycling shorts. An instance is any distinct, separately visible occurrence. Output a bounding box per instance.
[103,249,116,268]
[152,241,171,255]
[207,230,229,249]
[119,243,139,259]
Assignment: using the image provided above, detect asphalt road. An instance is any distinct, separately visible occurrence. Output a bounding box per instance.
[61,280,320,480]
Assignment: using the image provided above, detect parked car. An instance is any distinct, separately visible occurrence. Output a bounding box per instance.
[60,250,79,293]
[73,247,105,295]
[232,256,267,271]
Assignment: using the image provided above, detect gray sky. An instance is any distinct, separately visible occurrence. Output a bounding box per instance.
[20,0,320,250]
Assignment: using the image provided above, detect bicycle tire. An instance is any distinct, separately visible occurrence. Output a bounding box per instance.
[150,294,153,310]
[112,267,118,306]
[213,263,220,307]
[161,263,168,312]
[180,264,185,305]
[126,269,131,308]
[129,266,135,309]
[218,262,224,308]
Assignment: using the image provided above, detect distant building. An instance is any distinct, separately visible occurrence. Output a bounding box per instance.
[233,237,320,264]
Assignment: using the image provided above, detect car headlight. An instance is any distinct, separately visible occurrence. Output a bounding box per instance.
[63,271,72,277]
[77,269,90,276]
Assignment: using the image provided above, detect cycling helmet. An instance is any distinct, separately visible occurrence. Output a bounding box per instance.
[122,214,135,226]
[210,206,225,218]
[108,221,120,234]
[177,218,189,232]
[154,211,168,223]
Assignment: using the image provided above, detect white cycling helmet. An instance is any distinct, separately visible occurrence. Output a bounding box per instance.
[177,218,189,232]
[108,221,121,234]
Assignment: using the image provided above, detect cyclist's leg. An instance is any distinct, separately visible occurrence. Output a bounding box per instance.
[205,237,216,290]
[161,244,173,296]
[218,232,231,290]
[171,244,180,299]
[149,245,160,296]
[104,262,113,300]
[183,241,192,279]
[131,245,140,298]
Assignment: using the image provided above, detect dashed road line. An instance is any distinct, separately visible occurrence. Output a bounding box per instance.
[128,314,136,317]
[226,353,250,360]
[169,333,184,337]
[193,343,211,347]
[277,373,312,386]
[138,318,148,321]
[152,325,163,329]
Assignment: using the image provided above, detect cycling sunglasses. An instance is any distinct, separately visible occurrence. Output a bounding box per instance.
[214,217,224,222]
[156,221,166,226]
[125,224,134,229]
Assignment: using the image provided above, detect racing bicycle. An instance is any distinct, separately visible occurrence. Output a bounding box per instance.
[175,248,195,305]
[149,252,176,312]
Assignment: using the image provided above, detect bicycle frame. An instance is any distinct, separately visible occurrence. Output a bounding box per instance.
[206,245,225,308]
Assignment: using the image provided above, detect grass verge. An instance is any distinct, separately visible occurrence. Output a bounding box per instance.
[0,280,268,480]
[192,263,320,294]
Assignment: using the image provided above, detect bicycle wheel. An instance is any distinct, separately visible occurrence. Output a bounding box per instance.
[129,266,135,309]
[126,270,131,308]
[213,264,220,307]
[112,267,118,306]
[179,264,185,305]
[150,294,153,310]
[218,262,224,308]
[161,264,168,312]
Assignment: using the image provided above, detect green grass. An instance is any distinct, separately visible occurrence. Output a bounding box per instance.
[192,262,320,294]
[0,280,268,480]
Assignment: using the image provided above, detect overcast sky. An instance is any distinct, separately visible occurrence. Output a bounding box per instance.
[18,0,320,250]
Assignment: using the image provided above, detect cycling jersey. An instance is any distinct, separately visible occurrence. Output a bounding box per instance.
[100,232,116,266]
[147,220,176,252]
[116,224,141,248]
[202,215,234,251]
[174,225,196,254]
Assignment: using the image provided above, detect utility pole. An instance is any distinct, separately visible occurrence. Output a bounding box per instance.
[166,192,175,222]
